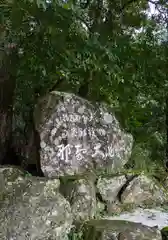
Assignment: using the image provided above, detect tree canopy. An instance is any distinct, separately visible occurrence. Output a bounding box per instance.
[0,0,168,177]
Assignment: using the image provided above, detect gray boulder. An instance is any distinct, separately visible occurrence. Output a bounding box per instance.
[97,175,127,202]
[84,219,162,240]
[96,173,168,214]
[96,175,127,214]
[60,175,97,222]
[0,167,72,240]
[120,174,168,205]
[34,91,133,177]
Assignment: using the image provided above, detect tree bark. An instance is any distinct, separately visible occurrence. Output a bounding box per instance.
[22,112,44,176]
[166,96,168,170]
[0,45,18,164]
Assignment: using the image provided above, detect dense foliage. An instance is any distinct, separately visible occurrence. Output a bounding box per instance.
[0,0,168,175]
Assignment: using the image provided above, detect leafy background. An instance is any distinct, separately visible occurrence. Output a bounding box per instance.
[0,0,168,178]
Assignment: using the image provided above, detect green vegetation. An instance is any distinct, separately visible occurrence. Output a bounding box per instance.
[0,0,167,175]
[161,226,168,240]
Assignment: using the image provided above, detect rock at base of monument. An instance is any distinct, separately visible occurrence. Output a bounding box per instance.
[83,219,162,240]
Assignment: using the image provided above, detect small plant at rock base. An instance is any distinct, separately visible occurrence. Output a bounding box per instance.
[68,231,84,240]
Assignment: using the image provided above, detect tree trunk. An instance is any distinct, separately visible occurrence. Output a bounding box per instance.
[0,45,18,164]
[166,96,168,170]
[22,112,44,176]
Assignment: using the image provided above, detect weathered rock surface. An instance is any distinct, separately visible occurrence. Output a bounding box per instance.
[104,207,168,230]
[120,174,168,205]
[60,175,97,222]
[97,175,127,202]
[1,166,168,239]
[95,173,168,214]
[1,167,168,239]
[34,91,133,177]
[0,166,26,202]
[96,175,127,214]
[0,166,72,240]
[84,219,162,240]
